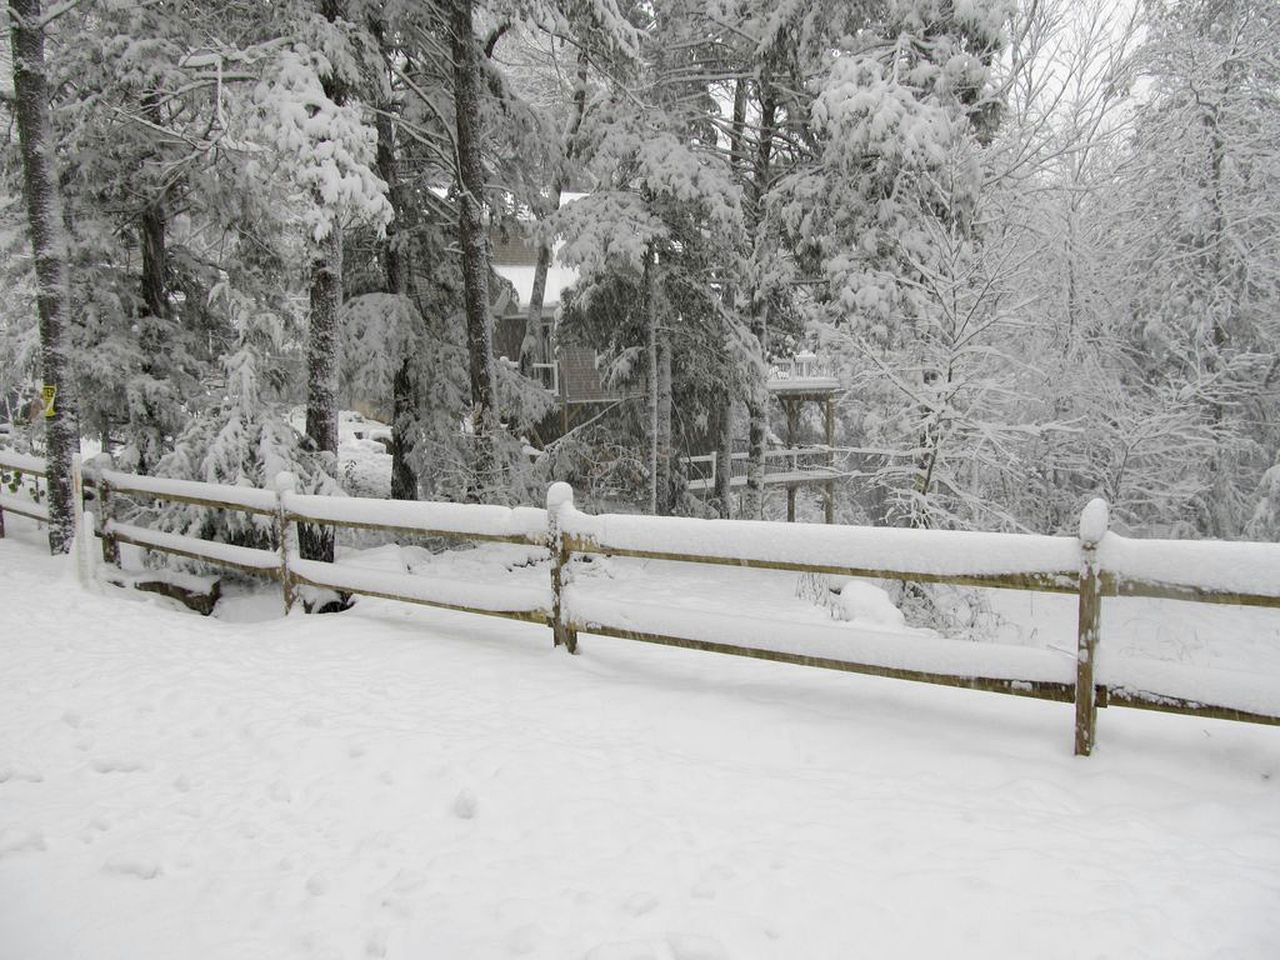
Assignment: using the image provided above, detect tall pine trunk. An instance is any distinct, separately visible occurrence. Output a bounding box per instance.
[9,0,78,554]
[741,79,777,520]
[656,327,673,516]
[712,78,749,519]
[712,380,733,517]
[300,226,342,562]
[372,18,418,502]
[452,0,497,494]
[646,249,659,515]
[301,0,348,562]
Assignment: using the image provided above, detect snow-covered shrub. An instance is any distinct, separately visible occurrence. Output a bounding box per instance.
[150,303,338,550]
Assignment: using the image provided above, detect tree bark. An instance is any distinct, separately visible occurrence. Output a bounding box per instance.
[302,0,348,561]
[372,17,418,502]
[646,248,659,515]
[656,325,673,516]
[139,92,168,323]
[712,384,733,518]
[742,79,777,521]
[714,76,749,519]
[452,0,498,493]
[9,0,78,554]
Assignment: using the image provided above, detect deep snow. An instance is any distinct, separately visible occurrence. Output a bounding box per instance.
[1,513,1279,959]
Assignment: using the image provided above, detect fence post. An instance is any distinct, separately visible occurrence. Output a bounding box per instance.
[94,455,120,566]
[547,481,578,653]
[1075,497,1109,756]
[274,471,299,614]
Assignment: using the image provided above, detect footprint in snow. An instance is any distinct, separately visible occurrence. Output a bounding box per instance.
[103,855,162,879]
[581,941,664,960]
[452,788,478,820]
[505,923,541,955]
[0,764,43,785]
[92,758,150,774]
[666,933,730,960]
[621,892,659,917]
[0,829,46,858]
[306,874,329,896]
[690,864,735,900]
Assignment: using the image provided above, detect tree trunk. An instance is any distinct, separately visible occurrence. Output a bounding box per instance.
[742,79,777,521]
[656,325,673,516]
[714,76,749,519]
[646,248,659,515]
[302,0,348,562]
[452,0,497,494]
[713,382,733,518]
[520,48,589,376]
[372,20,418,502]
[139,92,168,323]
[301,225,342,562]
[9,0,78,554]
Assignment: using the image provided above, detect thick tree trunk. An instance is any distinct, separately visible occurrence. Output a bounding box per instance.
[656,327,673,516]
[140,205,166,321]
[452,0,498,493]
[742,80,777,521]
[301,226,342,562]
[713,384,733,517]
[9,0,78,554]
[714,76,749,520]
[372,26,419,502]
[139,92,168,323]
[302,0,348,562]
[645,249,659,515]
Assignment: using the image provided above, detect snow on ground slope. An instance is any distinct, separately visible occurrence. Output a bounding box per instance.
[1,515,1279,960]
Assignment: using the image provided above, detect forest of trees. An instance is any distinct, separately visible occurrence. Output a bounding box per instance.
[2,0,1278,555]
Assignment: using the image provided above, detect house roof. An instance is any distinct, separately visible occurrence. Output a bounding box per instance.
[493,261,579,311]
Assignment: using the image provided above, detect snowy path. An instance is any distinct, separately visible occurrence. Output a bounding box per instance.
[1,519,1278,959]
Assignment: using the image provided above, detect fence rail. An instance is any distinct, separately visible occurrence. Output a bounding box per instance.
[2,447,1278,757]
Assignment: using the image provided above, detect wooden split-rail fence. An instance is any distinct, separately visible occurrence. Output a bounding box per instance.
[2,449,1278,757]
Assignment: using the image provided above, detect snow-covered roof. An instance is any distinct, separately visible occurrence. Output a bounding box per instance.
[493,263,579,310]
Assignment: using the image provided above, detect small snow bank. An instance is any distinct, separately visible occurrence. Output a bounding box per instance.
[834,580,908,630]
[285,493,547,543]
[1102,533,1280,601]
[566,590,1074,685]
[564,510,1081,580]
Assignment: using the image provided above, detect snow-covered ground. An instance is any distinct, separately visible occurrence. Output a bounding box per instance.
[2,512,1279,959]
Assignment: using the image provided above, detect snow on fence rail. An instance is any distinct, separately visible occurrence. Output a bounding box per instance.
[2,447,1279,756]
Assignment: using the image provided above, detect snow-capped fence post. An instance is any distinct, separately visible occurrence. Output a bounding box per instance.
[274,472,299,614]
[1075,498,1109,756]
[93,454,120,567]
[547,481,578,653]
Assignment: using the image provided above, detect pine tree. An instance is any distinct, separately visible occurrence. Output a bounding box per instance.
[8,0,78,553]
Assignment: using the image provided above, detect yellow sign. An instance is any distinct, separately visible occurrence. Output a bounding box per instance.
[41,384,56,418]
